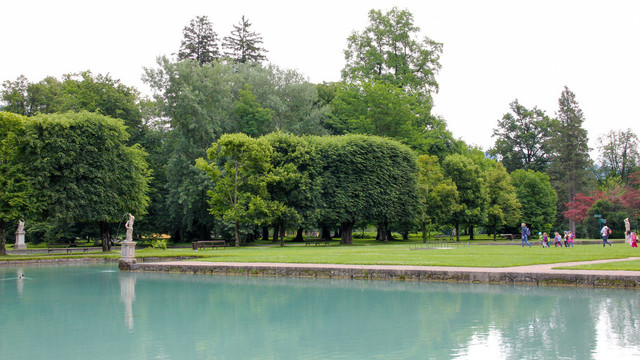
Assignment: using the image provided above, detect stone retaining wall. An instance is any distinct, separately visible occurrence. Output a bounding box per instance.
[124,262,640,289]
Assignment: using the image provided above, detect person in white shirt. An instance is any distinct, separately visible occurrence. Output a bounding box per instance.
[601,225,613,247]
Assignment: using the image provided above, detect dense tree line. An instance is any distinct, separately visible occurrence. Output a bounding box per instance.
[1,7,637,250]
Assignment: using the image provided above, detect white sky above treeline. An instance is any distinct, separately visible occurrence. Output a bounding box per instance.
[2,0,639,155]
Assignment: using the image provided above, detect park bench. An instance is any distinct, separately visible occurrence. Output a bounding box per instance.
[192,240,228,250]
[499,234,518,240]
[46,243,91,255]
[434,234,452,239]
[305,238,331,246]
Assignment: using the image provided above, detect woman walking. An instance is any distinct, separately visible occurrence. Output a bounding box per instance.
[601,225,613,247]
[521,223,532,248]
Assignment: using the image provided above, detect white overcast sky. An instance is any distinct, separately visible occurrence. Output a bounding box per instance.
[2,0,639,154]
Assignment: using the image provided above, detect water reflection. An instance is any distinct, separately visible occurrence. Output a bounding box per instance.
[119,272,137,331]
[16,268,24,297]
[1,265,639,360]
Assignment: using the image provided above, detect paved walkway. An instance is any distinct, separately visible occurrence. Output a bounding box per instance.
[147,256,640,277]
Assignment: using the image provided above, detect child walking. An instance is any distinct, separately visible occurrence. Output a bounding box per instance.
[554,232,563,248]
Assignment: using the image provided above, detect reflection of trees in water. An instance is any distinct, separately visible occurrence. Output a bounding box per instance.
[128,273,640,359]
[596,297,640,349]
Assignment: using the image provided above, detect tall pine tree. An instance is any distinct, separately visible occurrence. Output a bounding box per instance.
[222,16,268,64]
[548,86,591,233]
[178,15,220,65]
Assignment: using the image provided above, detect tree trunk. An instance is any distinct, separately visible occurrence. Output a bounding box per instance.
[468,226,474,240]
[376,223,384,242]
[569,219,576,236]
[321,225,331,241]
[333,229,341,238]
[402,230,409,241]
[421,221,427,243]
[99,221,111,252]
[340,222,354,245]
[0,220,7,256]
[272,225,279,243]
[262,226,269,241]
[279,223,285,247]
[493,224,497,241]
[295,227,304,242]
[455,223,460,242]
[234,220,240,248]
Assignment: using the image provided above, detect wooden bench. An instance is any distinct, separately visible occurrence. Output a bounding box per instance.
[499,234,519,240]
[47,243,91,255]
[305,239,331,246]
[192,240,228,250]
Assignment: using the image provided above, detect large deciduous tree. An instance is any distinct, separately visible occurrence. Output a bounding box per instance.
[442,153,489,241]
[416,154,459,242]
[197,133,273,247]
[178,15,221,65]
[485,161,521,240]
[314,134,418,244]
[13,111,151,251]
[222,15,268,64]
[342,7,443,97]
[490,99,555,173]
[511,169,557,233]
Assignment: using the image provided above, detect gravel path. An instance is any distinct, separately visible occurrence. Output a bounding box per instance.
[151,257,640,277]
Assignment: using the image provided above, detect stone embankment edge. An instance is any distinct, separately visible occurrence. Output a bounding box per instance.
[0,256,197,267]
[120,261,640,289]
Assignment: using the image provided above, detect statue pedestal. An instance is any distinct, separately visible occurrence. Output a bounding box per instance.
[15,231,27,250]
[120,241,137,263]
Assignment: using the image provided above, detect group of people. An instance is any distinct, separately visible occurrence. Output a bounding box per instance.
[520,221,639,248]
[520,223,576,248]
[538,231,575,248]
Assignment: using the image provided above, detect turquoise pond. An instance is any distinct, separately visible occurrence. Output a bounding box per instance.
[0,264,639,360]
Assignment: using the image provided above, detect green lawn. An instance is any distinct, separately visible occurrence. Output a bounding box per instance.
[558,259,640,271]
[2,241,639,270]
[191,242,640,268]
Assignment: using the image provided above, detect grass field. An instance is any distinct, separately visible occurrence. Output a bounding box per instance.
[2,239,639,270]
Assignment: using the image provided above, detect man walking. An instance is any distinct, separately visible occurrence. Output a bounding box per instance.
[521,223,532,248]
[601,224,613,247]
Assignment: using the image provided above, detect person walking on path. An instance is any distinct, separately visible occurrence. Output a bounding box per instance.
[631,232,638,248]
[601,225,613,247]
[554,232,563,247]
[568,232,575,247]
[521,223,532,248]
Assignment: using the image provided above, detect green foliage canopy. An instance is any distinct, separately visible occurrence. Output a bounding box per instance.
[511,169,557,233]
[13,111,151,251]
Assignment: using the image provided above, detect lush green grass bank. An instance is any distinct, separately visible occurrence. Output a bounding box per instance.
[3,240,639,270]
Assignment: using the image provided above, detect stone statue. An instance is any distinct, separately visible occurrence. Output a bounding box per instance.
[120,213,137,266]
[625,218,631,232]
[15,220,26,250]
[125,214,135,242]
